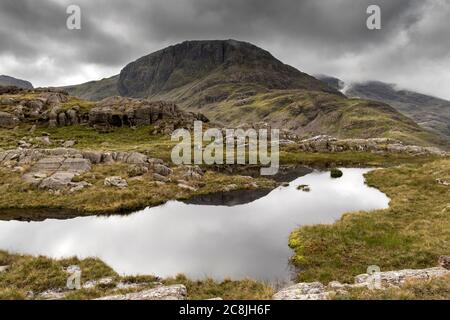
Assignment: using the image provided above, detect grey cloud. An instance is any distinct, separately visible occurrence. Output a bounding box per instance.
[0,0,449,99]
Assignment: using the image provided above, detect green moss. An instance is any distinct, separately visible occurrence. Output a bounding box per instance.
[330,168,343,178]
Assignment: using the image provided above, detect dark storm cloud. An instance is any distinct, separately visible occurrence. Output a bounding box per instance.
[0,0,449,99]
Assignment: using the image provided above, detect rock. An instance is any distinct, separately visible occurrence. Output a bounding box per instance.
[104,176,128,189]
[66,109,79,125]
[82,151,103,164]
[66,265,81,274]
[95,284,187,300]
[178,183,197,192]
[354,267,450,288]
[0,111,19,128]
[128,164,149,177]
[31,157,65,172]
[101,152,114,163]
[39,290,67,300]
[438,256,450,270]
[0,265,10,273]
[436,179,449,186]
[58,113,67,126]
[281,182,290,187]
[153,173,170,183]
[39,172,76,190]
[59,158,91,173]
[39,136,52,145]
[29,125,36,133]
[298,135,448,157]
[82,277,115,290]
[222,184,238,192]
[69,181,91,193]
[183,166,203,180]
[62,140,76,148]
[154,164,173,176]
[273,282,329,300]
[126,152,148,164]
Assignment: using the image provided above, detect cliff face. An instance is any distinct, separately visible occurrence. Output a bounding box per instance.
[0,75,33,89]
[117,40,336,97]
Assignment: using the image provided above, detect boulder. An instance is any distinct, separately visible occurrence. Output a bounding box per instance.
[39,172,76,190]
[153,173,170,183]
[104,176,128,188]
[59,158,91,173]
[153,164,172,176]
[94,284,187,300]
[273,282,329,300]
[126,152,148,164]
[62,140,76,148]
[128,164,149,177]
[82,151,103,164]
[0,111,19,128]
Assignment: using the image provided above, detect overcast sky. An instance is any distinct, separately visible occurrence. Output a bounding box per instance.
[1,0,449,99]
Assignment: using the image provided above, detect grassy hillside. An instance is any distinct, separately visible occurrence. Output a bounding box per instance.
[62,75,119,101]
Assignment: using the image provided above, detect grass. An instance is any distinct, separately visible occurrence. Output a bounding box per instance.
[289,159,450,284]
[333,276,450,300]
[0,251,273,300]
[0,163,275,217]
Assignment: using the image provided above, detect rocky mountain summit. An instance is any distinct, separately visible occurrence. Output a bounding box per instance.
[117,40,336,97]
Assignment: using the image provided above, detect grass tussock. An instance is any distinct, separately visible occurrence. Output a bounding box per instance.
[333,276,450,300]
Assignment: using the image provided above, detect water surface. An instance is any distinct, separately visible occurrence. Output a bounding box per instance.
[0,168,389,282]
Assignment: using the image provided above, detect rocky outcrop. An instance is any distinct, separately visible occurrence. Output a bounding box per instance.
[273,282,329,300]
[89,96,207,133]
[104,176,128,189]
[0,148,167,192]
[273,266,450,300]
[95,284,187,300]
[297,135,448,156]
[0,88,207,133]
[0,111,19,128]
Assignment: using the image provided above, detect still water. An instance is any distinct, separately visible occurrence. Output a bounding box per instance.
[0,168,389,282]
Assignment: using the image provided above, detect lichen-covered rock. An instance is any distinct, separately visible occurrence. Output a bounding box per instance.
[128,164,149,177]
[153,164,172,176]
[273,282,329,300]
[354,267,450,287]
[39,172,76,190]
[94,284,187,300]
[104,176,128,188]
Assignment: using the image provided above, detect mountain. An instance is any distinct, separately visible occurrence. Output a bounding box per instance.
[0,75,33,89]
[63,40,446,147]
[313,75,345,91]
[345,81,450,138]
[61,75,119,101]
